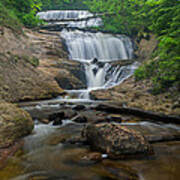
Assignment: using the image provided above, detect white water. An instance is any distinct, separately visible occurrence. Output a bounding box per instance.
[49,18,103,28]
[37,10,138,100]
[60,27,136,100]
[61,29,133,60]
[37,10,94,20]
[37,10,102,28]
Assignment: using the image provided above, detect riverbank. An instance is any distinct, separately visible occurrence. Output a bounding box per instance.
[0,27,67,167]
[91,76,180,116]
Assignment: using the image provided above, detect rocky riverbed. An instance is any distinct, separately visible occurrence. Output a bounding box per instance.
[0,100,180,180]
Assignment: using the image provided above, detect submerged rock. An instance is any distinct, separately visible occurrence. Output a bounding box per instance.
[0,102,34,148]
[63,109,77,119]
[72,104,86,111]
[103,162,139,180]
[71,114,87,123]
[83,123,152,159]
[81,152,102,162]
[49,112,65,126]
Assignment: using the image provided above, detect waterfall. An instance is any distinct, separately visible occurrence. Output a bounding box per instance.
[48,18,102,28]
[37,10,102,28]
[37,10,94,20]
[37,10,138,100]
[60,29,136,99]
[61,29,133,60]
[84,62,105,88]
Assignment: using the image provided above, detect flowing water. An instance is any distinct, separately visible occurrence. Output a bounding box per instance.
[37,10,103,28]
[39,10,137,100]
[1,10,180,180]
[37,10,94,20]
[60,29,136,99]
[1,105,180,180]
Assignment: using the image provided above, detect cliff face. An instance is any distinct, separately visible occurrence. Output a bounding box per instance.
[0,27,66,102]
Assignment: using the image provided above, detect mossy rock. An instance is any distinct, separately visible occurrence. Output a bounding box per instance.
[0,102,34,148]
[23,56,39,67]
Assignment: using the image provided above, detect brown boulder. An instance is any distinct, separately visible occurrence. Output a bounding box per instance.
[0,102,34,148]
[83,123,152,159]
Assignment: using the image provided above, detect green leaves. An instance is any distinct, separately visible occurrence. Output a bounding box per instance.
[0,0,43,28]
[133,0,180,93]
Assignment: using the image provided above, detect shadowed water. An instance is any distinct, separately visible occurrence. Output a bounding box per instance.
[0,116,180,180]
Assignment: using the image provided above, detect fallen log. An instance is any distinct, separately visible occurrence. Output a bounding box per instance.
[92,103,180,124]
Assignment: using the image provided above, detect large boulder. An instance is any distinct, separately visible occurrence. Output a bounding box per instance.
[0,102,34,148]
[83,123,152,159]
[55,60,86,90]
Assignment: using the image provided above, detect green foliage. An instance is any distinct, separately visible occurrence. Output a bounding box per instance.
[0,0,87,28]
[0,0,43,28]
[84,0,150,36]
[135,56,180,94]
[40,0,88,10]
[0,1,22,33]
[23,56,40,67]
[135,0,180,93]
[10,54,39,67]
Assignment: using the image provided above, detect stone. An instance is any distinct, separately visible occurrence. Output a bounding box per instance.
[49,112,65,121]
[39,118,50,124]
[71,115,87,123]
[106,115,122,123]
[63,109,77,119]
[81,152,102,162]
[55,60,86,90]
[72,104,86,111]
[0,102,34,148]
[52,119,62,126]
[66,136,87,145]
[83,123,152,159]
[103,162,139,180]
[48,112,65,126]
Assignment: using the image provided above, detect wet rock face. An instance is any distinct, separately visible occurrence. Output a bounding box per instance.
[55,61,86,90]
[83,123,152,158]
[0,28,65,103]
[71,114,87,123]
[0,102,34,148]
[48,112,65,126]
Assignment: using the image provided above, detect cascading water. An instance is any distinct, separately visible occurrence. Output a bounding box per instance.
[37,10,103,28]
[61,29,133,60]
[60,28,137,99]
[37,10,138,100]
[37,10,94,20]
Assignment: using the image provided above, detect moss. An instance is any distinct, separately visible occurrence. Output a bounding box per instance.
[0,102,34,148]
[0,2,22,34]
[22,55,39,67]
[9,54,40,67]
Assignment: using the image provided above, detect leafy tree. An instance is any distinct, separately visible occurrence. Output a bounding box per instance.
[84,0,150,36]
[135,0,180,93]
[40,0,87,10]
[0,0,43,28]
